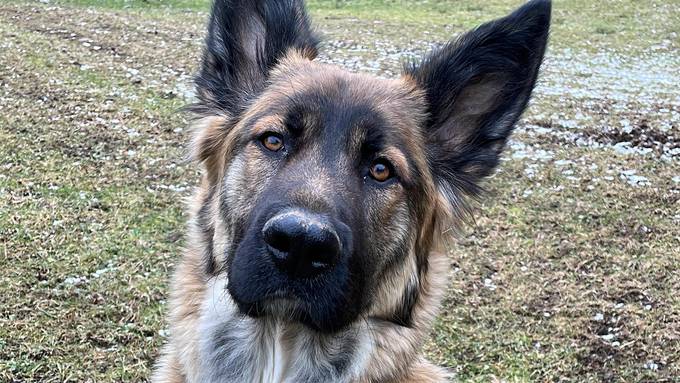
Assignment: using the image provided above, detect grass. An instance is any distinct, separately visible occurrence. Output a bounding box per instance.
[41,0,680,52]
[1,0,678,382]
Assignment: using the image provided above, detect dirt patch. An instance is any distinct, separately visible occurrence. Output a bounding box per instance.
[583,117,679,154]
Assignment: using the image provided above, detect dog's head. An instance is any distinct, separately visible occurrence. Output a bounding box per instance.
[190,0,550,333]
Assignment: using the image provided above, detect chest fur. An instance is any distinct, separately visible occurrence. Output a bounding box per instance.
[194,278,367,383]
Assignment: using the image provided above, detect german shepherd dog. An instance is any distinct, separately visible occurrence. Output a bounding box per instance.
[153,0,550,381]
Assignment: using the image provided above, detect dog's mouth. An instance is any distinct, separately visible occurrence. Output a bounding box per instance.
[234,293,298,318]
[228,278,355,333]
[232,294,315,328]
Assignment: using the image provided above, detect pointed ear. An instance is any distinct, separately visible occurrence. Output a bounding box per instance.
[405,0,551,204]
[194,0,319,116]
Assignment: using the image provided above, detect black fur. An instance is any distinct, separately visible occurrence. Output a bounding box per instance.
[197,188,217,275]
[405,0,551,200]
[328,334,357,376]
[391,278,419,327]
[193,0,320,116]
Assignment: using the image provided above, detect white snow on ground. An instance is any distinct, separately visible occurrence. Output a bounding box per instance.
[619,170,651,187]
[537,49,680,104]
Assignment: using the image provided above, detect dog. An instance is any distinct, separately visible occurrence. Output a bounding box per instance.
[152,0,550,381]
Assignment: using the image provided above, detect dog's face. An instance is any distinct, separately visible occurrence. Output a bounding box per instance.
[222,66,431,332]
[191,0,550,333]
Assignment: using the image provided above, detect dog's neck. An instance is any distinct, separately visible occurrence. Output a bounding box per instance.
[196,277,373,383]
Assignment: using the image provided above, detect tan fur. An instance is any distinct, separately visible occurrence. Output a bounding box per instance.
[152,249,204,382]
[379,146,412,183]
[152,186,210,382]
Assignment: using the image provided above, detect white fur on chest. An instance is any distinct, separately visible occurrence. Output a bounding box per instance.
[256,323,288,383]
[196,277,290,383]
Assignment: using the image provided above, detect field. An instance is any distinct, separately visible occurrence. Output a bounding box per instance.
[0,0,678,382]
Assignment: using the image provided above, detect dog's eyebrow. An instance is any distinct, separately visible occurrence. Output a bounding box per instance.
[250,114,286,136]
[360,123,383,153]
[354,126,377,159]
[283,105,308,136]
[380,146,412,184]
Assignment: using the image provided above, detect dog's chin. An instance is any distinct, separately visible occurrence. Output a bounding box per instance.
[229,292,355,334]
[227,242,363,334]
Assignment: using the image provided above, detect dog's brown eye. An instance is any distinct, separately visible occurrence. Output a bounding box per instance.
[261,133,283,152]
[369,160,392,182]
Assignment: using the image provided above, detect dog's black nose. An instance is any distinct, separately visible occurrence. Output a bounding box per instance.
[262,211,341,278]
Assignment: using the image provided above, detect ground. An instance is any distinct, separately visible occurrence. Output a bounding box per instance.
[0,0,678,382]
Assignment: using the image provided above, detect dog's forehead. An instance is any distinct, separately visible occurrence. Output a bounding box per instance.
[252,58,427,147]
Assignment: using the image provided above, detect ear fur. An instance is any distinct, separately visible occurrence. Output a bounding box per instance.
[404,0,551,205]
[192,0,319,117]
[188,0,319,174]
[194,0,319,116]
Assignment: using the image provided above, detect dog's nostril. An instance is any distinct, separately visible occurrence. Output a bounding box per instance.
[262,212,341,278]
[263,224,292,254]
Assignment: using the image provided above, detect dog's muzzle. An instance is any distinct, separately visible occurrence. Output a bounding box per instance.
[227,203,360,332]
